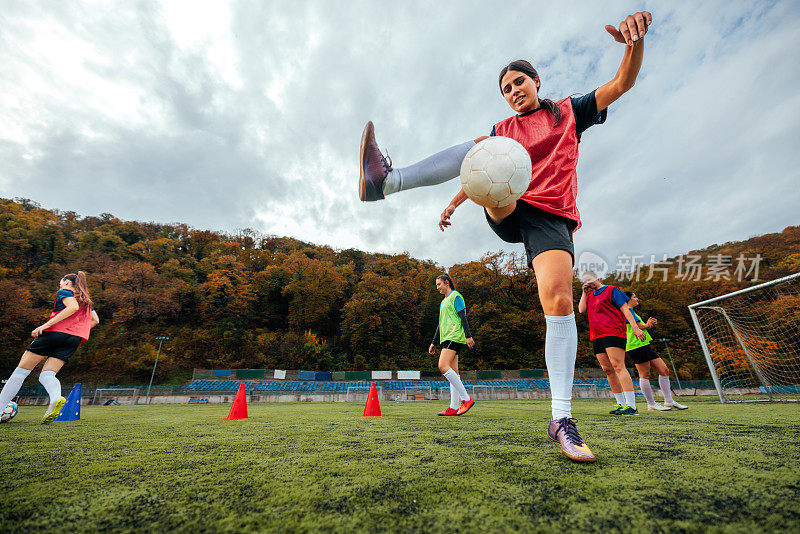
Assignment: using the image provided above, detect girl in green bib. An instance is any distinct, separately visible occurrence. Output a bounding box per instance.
[623,291,687,410]
[429,274,475,416]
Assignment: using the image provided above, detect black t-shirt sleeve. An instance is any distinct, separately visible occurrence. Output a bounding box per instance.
[457,309,472,338]
[570,90,607,141]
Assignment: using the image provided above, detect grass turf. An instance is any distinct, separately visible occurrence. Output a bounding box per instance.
[1,397,799,533]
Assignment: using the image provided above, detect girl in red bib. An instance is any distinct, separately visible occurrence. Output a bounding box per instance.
[578,271,645,416]
[360,12,652,462]
[0,272,100,423]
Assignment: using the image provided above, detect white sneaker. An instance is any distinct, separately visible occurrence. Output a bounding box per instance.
[647,403,672,411]
[664,400,688,410]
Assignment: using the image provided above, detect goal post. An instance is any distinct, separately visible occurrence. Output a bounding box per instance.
[93,388,139,405]
[688,272,800,403]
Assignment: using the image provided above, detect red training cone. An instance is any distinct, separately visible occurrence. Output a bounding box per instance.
[225,383,251,420]
[362,382,382,417]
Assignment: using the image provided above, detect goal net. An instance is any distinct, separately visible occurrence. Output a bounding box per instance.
[689,272,800,402]
[93,388,139,405]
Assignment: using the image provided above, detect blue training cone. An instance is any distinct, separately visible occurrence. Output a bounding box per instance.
[55,383,83,421]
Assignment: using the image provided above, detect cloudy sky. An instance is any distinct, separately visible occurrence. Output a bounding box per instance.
[2,1,798,270]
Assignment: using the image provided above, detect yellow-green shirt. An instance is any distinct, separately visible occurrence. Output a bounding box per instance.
[439,290,467,344]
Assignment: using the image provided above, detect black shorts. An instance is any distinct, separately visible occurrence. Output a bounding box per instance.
[441,340,466,354]
[592,336,627,354]
[627,344,659,365]
[27,331,82,362]
[485,201,578,268]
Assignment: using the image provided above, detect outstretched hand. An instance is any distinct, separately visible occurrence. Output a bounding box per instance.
[633,327,647,342]
[438,205,456,231]
[606,11,652,46]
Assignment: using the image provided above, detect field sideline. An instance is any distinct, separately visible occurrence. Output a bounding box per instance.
[2,398,799,533]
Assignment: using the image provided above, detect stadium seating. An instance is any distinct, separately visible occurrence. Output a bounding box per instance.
[183,378,581,393]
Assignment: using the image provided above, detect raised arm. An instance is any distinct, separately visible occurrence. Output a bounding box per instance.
[620,303,646,341]
[595,11,652,111]
[438,189,470,231]
[32,296,80,337]
[578,286,589,314]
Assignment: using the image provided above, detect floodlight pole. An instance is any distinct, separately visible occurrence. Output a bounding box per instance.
[657,338,682,390]
[145,336,169,405]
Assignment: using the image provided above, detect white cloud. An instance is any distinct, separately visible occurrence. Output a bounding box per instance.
[1,0,797,268]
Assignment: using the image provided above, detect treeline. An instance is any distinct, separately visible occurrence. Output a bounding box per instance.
[1,197,798,384]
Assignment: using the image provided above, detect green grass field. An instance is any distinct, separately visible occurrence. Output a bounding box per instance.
[2,398,799,533]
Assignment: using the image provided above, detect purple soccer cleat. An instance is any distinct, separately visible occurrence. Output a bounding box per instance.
[359,121,392,201]
[547,417,596,463]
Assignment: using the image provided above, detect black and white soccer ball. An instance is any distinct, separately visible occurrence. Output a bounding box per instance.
[460,136,532,208]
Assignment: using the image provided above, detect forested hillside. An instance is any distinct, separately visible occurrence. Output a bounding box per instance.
[2,197,797,384]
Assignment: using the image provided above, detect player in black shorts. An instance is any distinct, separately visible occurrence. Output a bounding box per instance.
[624,292,687,410]
[429,274,475,416]
[0,272,100,423]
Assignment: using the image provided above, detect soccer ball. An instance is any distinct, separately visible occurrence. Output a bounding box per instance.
[459,136,532,208]
[1,401,18,423]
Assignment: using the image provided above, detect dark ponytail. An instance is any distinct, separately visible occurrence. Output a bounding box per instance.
[499,59,562,126]
[436,274,455,290]
[62,271,93,308]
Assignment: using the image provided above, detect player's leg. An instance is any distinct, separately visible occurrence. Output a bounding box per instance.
[653,358,688,409]
[39,357,67,424]
[596,351,625,413]
[533,250,594,462]
[438,346,468,415]
[359,121,477,201]
[605,346,638,415]
[452,349,475,415]
[634,361,653,404]
[0,351,45,412]
[633,348,671,411]
[448,357,460,412]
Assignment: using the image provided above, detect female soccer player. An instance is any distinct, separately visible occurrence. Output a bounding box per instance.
[429,274,475,416]
[623,291,688,410]
[0,272,100,423]
[579,272,645,416]
[360,12,652,461]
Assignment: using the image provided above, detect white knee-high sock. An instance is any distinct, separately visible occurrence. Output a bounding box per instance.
[613,392,625,405]
[382,142,474,195]
[545,314,577,420]
[443,369,470,401]
[640,378,656,406]
[0,367,31,409]
[449,383,460,410]
[658,375,674,403]
[39,370,62,411]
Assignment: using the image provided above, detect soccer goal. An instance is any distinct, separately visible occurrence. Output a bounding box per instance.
[93,388,139,405]
[688,272,800,403]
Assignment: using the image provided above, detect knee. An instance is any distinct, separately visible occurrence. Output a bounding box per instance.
[639,372,650,380]
[599,364,615,376]
[542,293,573,316]
[438,362,450,374]
[611,361,627,373]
